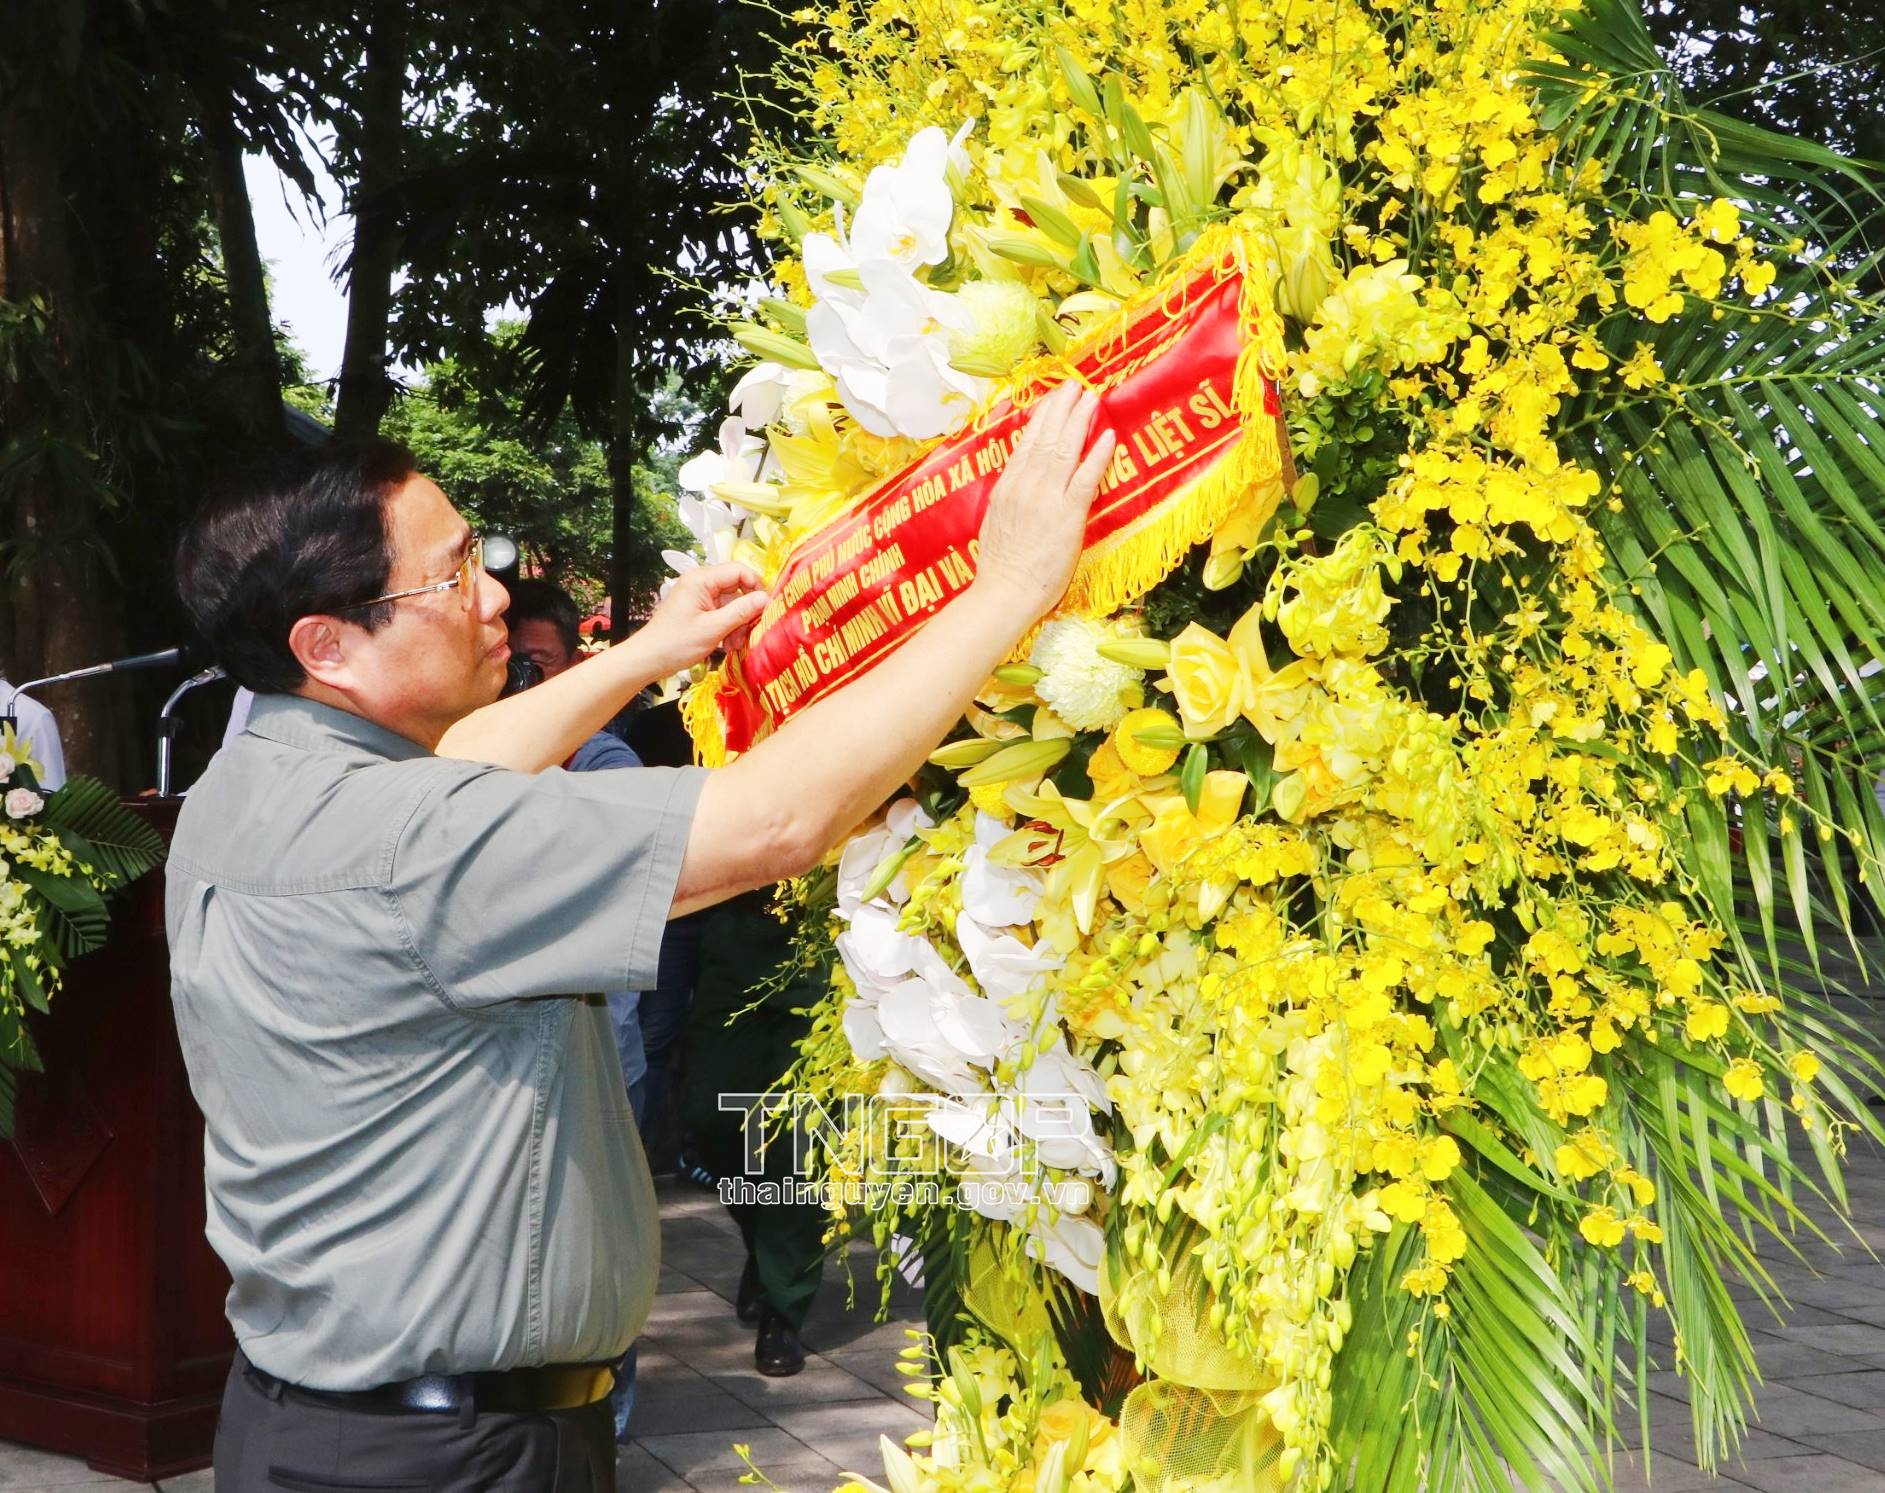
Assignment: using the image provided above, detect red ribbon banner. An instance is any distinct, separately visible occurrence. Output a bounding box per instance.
[712,254,1276,754]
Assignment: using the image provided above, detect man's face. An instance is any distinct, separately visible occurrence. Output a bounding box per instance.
[508,618,578,680]
[331,474,511,737]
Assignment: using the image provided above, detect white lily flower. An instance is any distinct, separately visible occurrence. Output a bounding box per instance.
[955,914,1061,1003]
[850,126,956,269]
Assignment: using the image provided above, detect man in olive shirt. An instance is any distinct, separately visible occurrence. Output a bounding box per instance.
[170,385,1112,1490]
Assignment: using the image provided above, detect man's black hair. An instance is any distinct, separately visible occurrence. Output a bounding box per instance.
[504,578,583,661]
[176,439,417,693]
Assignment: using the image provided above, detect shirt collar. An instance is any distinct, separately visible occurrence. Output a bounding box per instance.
[244,693,435,764]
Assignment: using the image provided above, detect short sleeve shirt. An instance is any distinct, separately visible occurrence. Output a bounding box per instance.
[164,694,704,1390]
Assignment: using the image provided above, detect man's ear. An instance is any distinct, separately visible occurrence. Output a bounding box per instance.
[287,614,353,690]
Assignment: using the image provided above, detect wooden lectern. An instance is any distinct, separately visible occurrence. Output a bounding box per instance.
[0,801,231,1480]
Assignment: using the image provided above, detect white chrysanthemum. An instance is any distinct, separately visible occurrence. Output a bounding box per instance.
[1028,617,1141,732]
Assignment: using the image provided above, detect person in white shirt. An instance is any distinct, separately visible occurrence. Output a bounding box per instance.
[0,680,67,790]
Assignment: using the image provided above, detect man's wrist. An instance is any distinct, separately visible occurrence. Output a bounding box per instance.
[966,566,1050,629]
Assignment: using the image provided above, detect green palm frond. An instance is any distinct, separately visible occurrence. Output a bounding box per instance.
[1531,0,1885,981]
[38,775,166,887]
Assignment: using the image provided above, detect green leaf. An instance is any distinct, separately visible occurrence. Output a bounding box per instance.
[1179,742,1206,814]
[15,864,108,960]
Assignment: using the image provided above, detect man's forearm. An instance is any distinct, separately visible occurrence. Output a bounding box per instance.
[754,575,1034,842]
[676,574,1038,912]
[435,636,667,769]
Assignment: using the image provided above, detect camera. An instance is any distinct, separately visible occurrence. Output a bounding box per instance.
[503,655,543,697]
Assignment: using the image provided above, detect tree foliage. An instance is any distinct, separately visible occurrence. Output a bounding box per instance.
[380,326,694,611]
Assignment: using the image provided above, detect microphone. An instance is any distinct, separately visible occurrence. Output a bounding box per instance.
[11,642,208,695]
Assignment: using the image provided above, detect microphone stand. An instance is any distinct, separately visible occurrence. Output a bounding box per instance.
[155,667,228,798]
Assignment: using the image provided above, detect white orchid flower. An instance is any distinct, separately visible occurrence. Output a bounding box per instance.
[877,978,984,1095]
[933,991,1024,1066]
[944,119,975,180]
[960,812,1042,927]
[837,830,901,916]
[801,230,864,302]
[850,125,956,269]
[836,798,933,916]
[1026,1211,1104,1294]
[924,1093,1015,1165]
[729,361,791,429]
[841,1000,889,1062]
[677,414,765,494]
[1019,1035,1113,1116]
[879,334,986,439]
[955,913,1061,1003]
[801,143,988,439]
[673,490,743,562]
[836,903,925,996]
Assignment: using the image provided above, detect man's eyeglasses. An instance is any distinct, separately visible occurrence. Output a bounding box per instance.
[341,536,485,615]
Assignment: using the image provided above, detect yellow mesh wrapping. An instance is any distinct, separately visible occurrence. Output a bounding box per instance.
[959,1236,1055,1358]
[1091,1238,1282,1492]
[1098,1237,1268,1393]
[1118,1381,1284,1492]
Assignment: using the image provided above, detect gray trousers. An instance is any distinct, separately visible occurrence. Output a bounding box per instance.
[214,1353,616,1492]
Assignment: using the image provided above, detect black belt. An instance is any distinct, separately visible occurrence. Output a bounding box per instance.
[244,1357,615,1415]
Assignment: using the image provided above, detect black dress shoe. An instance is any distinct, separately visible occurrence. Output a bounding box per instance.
[735,1258,761,1326]
[755,1309,806,1377]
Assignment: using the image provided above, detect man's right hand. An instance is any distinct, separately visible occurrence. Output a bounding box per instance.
[970,381,1117,624]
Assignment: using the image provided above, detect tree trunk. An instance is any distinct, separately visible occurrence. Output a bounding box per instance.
[607,283,642,638]
[605,0,649,636]
[333,0,408,440]
[0,92,130,782]
[203,118,283,443]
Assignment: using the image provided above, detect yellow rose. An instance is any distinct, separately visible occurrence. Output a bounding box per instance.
[1139,774,1247,870]
[1197,769,1250,828]
[1166,623,1241,735]
[1105,850,1156,912]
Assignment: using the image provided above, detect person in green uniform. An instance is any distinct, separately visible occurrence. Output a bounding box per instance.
[684,891,831,1376]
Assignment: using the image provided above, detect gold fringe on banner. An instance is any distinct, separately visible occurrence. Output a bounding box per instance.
[681,662,733,768]
[1058,222,1287,622]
